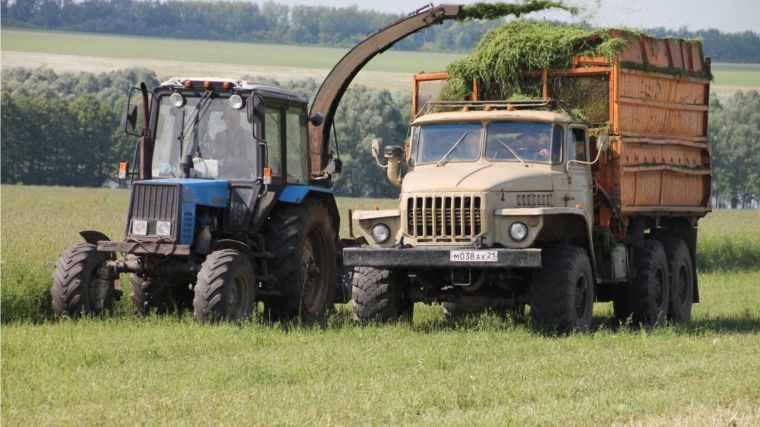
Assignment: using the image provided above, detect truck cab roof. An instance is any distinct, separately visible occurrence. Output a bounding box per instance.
[412,109,578,126]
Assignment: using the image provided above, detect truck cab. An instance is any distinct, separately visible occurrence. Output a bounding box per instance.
[345,100,608,332]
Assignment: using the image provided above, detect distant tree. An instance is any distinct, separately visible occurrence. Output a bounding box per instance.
[710,90,760,209]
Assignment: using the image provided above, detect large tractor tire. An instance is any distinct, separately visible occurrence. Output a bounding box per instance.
[659,237,694,322]
[614,239,670,326]
[52,243,114,317]
[130,274,193,316]
[262,199,337,321]
[530,245,594,334]
[193,249,256,323]
[352,267,413,323]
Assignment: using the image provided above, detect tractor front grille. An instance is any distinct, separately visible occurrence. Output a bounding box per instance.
[131,183,180,220]
[406,194,483,239]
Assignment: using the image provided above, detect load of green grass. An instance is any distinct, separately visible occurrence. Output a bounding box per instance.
[443,20,629,101]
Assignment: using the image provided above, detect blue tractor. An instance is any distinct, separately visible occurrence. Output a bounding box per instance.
[52,78,343,321]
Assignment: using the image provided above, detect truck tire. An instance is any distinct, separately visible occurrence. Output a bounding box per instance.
[130,275,192,315]
[530,245,594,333]
[659,237,694,322]
[193,249,256,323]
[262,199,337,321]
[352,267,412,323]
[614,239,670,326]
[52,243,111,317]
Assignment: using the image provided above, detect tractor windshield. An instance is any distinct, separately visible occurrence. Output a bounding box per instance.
[152,94,257,180]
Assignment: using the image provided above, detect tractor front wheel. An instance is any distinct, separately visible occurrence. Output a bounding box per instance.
[52,243,115,317]
[193,249,256,323]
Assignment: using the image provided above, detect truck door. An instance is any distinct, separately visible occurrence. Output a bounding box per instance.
[567,126,594,219]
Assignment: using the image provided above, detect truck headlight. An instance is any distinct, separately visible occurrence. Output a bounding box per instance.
[132,220,148,236]
[371,223,390,243]
[508,222,528,242]
[156,221,172,237]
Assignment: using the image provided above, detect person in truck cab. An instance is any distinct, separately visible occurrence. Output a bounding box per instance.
[515,132,550,160]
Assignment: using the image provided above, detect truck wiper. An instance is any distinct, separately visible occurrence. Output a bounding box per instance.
[437,132,468,167]
[497,138,527,167]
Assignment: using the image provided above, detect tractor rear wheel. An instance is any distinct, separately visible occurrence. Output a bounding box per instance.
[530,245,594,334]
[262,199,337,321]
[193,249,256,323]
[52,243,113,317]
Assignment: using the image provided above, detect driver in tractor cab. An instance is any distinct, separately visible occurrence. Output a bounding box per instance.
[199,108,254,177]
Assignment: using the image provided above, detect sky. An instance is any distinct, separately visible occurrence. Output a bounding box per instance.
[264,0,760,33]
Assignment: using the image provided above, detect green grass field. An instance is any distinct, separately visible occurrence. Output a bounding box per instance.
[1,185,759,425]
[0,28,464,74]
[711,63,760,88]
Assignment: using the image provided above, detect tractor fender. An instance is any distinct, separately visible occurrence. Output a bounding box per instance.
[214,239,255,259]
[277,185,340,237]
[79,230,111,245]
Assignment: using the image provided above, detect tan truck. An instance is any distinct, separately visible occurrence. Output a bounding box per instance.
[343,32,712,332]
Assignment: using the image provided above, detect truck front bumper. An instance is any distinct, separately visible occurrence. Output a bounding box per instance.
[343,247,541,269]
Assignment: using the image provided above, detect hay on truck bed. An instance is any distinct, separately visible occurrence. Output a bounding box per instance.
[440,20,712,128]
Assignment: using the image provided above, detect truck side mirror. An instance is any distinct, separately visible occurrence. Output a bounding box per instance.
[596,134,609,152]
[371,139,380,158]
[120,103,138,132]
[384,145,404,159]
[247,94,265,125]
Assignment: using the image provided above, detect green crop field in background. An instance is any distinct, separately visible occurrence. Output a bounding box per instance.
[2,186,759,425]
[0,28,463,74]
[711,63,760,88]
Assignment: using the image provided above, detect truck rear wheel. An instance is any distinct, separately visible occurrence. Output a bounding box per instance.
[52,243,112,317]
[659,237,694,322]
[530,245,594,334]
[193,249,256,323]
[263,199,337,321]
[352,267,412,323]
[614,239,669,326]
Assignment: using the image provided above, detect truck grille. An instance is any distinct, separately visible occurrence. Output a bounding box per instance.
[515,193,552,207]
[406,195,483,238]
[131,183,180,220]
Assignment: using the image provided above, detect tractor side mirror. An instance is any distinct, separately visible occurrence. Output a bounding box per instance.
[596,134,609,152]
[120,103,138,133]
[247,94,265,125]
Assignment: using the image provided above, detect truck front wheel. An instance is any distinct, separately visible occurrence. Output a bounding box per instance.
[614,239,670,326]
[52,243,114,317]
[352,267,412,323]
[530,245,594,333]
[193,249,256,323]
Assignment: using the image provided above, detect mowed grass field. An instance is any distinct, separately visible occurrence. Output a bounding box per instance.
[2,185,760,425]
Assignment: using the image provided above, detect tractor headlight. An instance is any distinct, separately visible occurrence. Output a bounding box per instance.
[371,223,390,243]
[229,94,244,110]
[169,92,185,107]
[132,220,148,236]
[156,221,172,237]
[508,221,528,242]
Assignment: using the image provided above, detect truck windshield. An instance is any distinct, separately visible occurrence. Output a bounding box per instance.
[412,123,483,165]
[485,122,561,165]
[152,95,257,180]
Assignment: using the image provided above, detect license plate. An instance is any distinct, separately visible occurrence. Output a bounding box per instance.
[450,250,498,262]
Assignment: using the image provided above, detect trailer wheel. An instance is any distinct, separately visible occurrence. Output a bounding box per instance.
[52,243,112,317]
[352,267,412,323]
[659,237,694,322]
[130,275,193,316]
[614,239,670,326]
[193,249,256,323]
[530,245,594,333]
[263,199,337,321]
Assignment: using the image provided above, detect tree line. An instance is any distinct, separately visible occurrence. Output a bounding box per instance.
[2,0,759,62]
[1,67,408,198]
[2,67,759,206]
